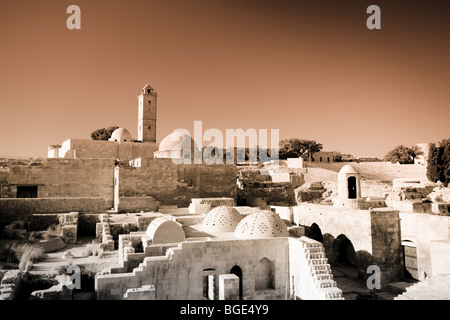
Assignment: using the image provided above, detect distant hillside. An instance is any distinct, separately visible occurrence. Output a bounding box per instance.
[305,161,427,182]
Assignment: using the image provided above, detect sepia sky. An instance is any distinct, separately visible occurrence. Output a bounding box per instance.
[0,0,449,158]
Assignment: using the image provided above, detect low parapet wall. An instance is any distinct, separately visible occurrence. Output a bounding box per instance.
[0,197,111,222]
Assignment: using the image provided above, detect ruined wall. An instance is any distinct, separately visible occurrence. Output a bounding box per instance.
[59,139,158,160]
[0,197,110,223]
[400,211,450,280]
[369,209,403,284]
[119,159,236,207]
[0,158,115,200]
[96,238,288,300]
[118,197,159,213]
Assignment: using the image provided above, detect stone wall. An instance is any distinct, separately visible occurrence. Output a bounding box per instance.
[119,159,236,207]
[117,197,159,213]
[0,158,115,201]
[293,203,403,285]
[400,211,450,280]
[430,240,450,276]
[0,197,110,223]
[369,209,403,284]
[0,157,236,221]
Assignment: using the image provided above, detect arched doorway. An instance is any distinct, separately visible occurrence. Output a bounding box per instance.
[331,235,358,267]
[331,234,358,281]
[230,265,243,300]
[347,176,357,199]
[306,223,323,243]
[337,236,357,265]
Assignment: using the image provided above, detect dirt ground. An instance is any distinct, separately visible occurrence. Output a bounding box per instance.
[29,236,119,275]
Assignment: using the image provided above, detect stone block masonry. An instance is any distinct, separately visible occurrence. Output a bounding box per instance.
[119,159,237,207]
[0,197,110,223]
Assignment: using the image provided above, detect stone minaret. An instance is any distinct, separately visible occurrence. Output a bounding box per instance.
[138,83,157,143]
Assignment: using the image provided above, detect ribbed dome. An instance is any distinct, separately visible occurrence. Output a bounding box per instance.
[234,210,288,239]
[109,128,132,142]
[158,129,199,152]
[202,206,243,233]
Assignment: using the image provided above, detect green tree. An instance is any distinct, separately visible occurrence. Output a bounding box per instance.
[384,145,424,164]
[91,126,119,140]
[278,138,323,160]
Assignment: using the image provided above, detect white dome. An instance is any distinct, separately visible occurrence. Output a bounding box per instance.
[109,128,132,142]
[234,210,288,239]
[146,217,186,244]
[202,206,243,233]
[339,164,358,174]
[158,129,198,152]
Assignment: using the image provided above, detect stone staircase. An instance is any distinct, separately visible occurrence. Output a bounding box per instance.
[394,274,450,300]
[299,237,344,300]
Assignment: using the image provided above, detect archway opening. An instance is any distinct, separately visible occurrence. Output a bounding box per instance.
[331,234,358,281]
[306,223,323,243]
[348,176,357,199]
[255,258,275,291]
[230,265,243,300]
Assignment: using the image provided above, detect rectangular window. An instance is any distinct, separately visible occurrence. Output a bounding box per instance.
[17,186,38,198]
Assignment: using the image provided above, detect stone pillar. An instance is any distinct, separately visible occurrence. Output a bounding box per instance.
[219,274,239,300]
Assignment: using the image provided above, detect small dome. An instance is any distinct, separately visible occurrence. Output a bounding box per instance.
[234,210,288,239]
[202,206,243,233]
[146,217,186,244]
[109,128,132,142]
[339,164,358,174]
[158,129,199,152]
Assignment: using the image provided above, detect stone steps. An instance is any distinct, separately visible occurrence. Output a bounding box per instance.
[299,237,344,300]
[395,274,450,300]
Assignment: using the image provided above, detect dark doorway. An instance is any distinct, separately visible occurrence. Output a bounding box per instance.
[347,176,357,199]
[333,235,357,267]
[230,265,243,300]
[306,223,323,243]
[17,186,38,198]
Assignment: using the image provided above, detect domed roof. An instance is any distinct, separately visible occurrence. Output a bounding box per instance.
[202,206,243,233]
[146,217,186,244]
[339,164,358,174]
[234,210,288,239]
[158,129,199,152]
[109,128,132,142]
